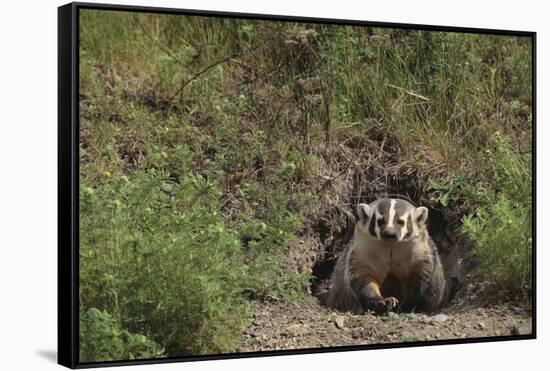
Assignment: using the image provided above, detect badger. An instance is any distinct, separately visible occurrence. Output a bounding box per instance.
[327,198,447,314]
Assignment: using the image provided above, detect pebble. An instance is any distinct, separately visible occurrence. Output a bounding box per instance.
[335,316,346,329]
[432,314,449,322]
[401,330,414,338]
[478,321,486,329]
[243,328,256,337]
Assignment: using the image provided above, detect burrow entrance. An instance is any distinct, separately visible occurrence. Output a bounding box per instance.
[301,171,473,309]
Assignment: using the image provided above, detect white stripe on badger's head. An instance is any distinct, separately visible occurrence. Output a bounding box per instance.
[387,199,397,228]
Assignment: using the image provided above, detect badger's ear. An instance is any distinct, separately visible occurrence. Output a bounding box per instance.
[356,203,372,222]
[415,206,429,225]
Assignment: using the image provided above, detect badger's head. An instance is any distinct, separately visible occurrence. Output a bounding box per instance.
[356,198,428,242]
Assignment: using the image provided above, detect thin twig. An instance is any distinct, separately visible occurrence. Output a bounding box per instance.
[169,55,234,101]
[385,83,430,101]
[169,45,260,102]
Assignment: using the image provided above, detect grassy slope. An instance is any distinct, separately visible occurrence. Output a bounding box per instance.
[78,9,532,361]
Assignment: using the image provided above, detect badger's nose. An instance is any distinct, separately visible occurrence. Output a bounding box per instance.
[381,230,397,240]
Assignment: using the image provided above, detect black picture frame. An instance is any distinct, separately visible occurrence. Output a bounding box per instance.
[58,2,537,369]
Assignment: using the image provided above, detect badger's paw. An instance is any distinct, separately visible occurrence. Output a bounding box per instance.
[373,297,399,314]
[382,296,399,310]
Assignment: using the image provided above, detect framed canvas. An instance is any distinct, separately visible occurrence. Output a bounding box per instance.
[58,2,536,368]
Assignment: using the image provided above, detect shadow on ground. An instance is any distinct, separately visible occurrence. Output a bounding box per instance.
[36,350,57,363]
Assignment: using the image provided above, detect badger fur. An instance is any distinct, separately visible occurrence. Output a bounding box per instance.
[327,198,447,314]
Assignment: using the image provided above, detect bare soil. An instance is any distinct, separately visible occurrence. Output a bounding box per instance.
[239,299,532,352]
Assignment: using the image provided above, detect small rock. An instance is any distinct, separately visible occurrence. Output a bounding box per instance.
[478,321,486,330]
[477,308,488,317]
[432,314,449,322]
[335,316,346,329]
[285,324,307,336]
[401,330,414,338]
[243,328,256,337]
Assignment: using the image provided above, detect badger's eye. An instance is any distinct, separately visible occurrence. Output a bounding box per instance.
[377,219,384,227]
[397,219,405,226]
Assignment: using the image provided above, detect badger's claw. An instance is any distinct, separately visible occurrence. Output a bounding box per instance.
[382,296,399,310]
[373,296,399,313]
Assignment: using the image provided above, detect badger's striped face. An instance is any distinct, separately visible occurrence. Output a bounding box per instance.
[356,198,428,242]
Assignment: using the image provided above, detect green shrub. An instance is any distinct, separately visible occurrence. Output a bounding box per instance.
[80,308,165,363]
[80,167,311,360]
[461,196,532,298]
[80,170,252,358]
[461,133,532,299]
